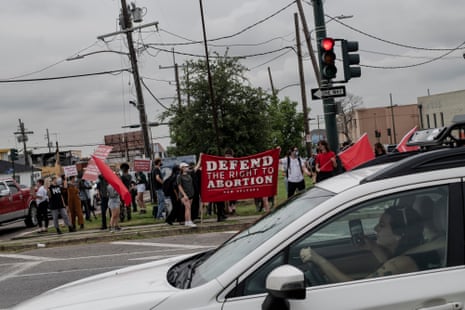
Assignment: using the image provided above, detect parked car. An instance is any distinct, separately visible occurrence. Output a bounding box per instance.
[13,147,465,309]
[0,178,37,227]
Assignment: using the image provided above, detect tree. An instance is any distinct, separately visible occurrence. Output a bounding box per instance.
[162,55,304,158]
[337,93,363,143]
[267,96,304,157]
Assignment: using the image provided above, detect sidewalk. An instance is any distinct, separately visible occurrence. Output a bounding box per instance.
[0,215,260,252]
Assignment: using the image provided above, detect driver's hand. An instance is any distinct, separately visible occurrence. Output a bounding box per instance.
[300,247,312,263]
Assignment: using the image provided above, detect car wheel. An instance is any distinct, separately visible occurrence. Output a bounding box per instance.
[25,204,38,227]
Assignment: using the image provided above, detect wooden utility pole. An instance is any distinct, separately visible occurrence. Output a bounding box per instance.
[295,0,321,88]
[267,67,276,96]
[120,0,152,159]
[295,13,312,157]
[199,0,221,154]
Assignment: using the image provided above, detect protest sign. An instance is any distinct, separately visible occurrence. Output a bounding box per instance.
[201,148,280,202]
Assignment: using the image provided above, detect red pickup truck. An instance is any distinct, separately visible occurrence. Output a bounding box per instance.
[0,178,37,227]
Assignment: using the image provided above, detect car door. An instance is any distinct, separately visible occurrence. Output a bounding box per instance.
[222,180,465,310]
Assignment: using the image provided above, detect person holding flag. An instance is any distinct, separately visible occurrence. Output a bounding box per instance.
[315,140,337,182]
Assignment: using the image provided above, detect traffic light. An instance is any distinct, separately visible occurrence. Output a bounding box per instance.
[10,148,18,161]
[341,40,361,82]
[375,130,381,138]
[320,37,337,80]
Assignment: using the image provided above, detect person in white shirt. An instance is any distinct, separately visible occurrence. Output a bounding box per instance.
[35,179,49,233]
[282,147,312,198]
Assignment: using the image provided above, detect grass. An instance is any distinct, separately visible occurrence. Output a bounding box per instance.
[83,174,314,230]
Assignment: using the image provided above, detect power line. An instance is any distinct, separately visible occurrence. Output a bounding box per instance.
[0,68,130,83]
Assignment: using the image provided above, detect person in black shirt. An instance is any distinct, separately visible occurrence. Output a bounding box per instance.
[49,176,74,234]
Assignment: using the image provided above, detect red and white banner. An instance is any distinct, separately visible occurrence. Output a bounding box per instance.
[201,148,280,202]
[82,145,113,181]
[396,126,420,152]
[339,133,375,171]
[134,158,152,172]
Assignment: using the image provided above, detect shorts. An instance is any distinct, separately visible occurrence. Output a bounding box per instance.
[108,199,120,210]
[137,184,146,193]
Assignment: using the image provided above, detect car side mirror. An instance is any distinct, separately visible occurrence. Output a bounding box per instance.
[262,265,306,310]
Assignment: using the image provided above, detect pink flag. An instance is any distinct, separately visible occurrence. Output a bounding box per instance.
[396,126,420,152]
[91,155,132,206]
[339,133,375,171]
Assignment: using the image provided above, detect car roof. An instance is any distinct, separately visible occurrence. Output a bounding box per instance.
[361,146,465,183]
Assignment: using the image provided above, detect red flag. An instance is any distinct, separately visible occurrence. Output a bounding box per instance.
[396,126,420,152]
[339,133,375,171]
[91,155,132,206]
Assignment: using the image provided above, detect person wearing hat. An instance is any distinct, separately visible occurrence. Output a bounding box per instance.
[177,160,200,227]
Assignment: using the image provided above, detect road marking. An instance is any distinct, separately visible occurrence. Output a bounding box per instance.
[0,253,58,261]
[0,262,41,283]
[128,255,176,261]
[111,241,214,249]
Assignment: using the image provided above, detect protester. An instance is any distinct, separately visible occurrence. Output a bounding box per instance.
[135,170,148,214]
[152,158,166,219]
[66,175,85,230]
[35,178,49,233]
[177,159,201,227]
[130,180,138,213]
[78,177,93,222]
[119,163,133,219]
[283,146,312,198]
[165,165,182,225]
[107,183,121,232]
[96,174,109,230]
[48,176,74,234]
[315,140,337,182]
[374,142,387,157]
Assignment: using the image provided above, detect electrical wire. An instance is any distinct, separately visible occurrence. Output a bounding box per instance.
[140,78,171,110]
[0,69,130,83]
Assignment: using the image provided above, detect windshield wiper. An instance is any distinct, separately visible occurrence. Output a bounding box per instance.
[184,257,203,288]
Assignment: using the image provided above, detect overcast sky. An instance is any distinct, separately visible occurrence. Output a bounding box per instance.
[1,0,464,157]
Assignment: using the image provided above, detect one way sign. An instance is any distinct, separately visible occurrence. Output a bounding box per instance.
[311,86,346,100]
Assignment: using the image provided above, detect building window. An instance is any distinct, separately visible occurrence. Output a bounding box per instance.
[440,112,444,127]
[433,113,437,128]
[426,114,431,128]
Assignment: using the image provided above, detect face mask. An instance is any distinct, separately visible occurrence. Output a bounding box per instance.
[295,151,299,156]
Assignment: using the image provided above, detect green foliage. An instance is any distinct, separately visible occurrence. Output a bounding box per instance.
[162,54,305,158]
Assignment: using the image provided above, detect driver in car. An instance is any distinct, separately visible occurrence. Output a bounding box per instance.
[300,206,425,283]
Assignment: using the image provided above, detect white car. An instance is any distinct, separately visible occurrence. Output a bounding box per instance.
[14,147,465,310]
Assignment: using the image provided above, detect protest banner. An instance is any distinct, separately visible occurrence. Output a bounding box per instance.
[82,145,113,181]
[201,148,280,202]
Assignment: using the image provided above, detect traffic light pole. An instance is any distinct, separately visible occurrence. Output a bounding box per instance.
[312,0,339,152]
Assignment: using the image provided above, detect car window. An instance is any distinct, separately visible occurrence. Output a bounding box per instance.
[6,181,18,194]
[234,185,449,296]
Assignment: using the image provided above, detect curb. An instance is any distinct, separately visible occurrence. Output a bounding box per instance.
[0,217,259,252]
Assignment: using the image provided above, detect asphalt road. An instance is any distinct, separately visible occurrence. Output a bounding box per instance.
[0,231,236,309]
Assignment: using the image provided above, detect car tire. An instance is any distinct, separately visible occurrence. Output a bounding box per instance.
[25,204,38,227]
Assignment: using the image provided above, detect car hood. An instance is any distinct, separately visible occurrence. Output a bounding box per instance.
[13,254,192,310]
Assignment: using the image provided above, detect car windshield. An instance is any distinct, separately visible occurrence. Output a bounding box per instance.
[185,187,334,287]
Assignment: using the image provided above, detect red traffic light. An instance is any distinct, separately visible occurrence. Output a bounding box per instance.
[321,38,335,51]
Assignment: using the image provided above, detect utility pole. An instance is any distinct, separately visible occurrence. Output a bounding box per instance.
[312,0,339,152]
[120,0,152,159]
[294,13,311,157]
[295,0,321,88]
[14,119,34,167]
[45,129,52,153]
[199,0,221,154]
[267,67,276,96]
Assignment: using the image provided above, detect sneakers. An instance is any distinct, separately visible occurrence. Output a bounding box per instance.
[184,221,197,228]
